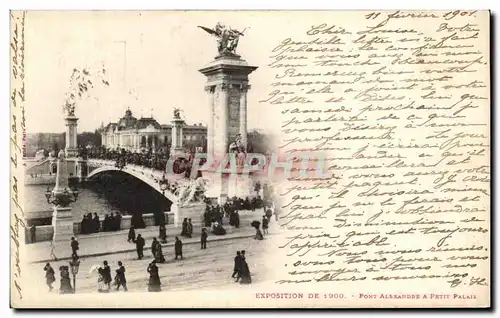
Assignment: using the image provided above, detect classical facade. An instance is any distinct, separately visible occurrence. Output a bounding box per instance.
[101,109,207,153]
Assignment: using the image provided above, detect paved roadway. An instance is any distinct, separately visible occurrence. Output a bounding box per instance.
[27,226,278,294]
[26,209,263,263]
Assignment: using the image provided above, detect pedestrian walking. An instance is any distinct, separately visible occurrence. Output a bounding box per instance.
[159,224,167,243]
[187,218,193,238]
[135,234,145,260]
[70,237,79,258]
[239,250,252,284]
[262,215,269,235]
[180,218,188,237]
[232,251,242,282]
[114,261,127,291]
[201,228,208,249]
[59,265,73,294]
[151,238,159,257]
[147,261,161,292]
[128,226,136,243]
[174,236,183,260]
[102,260,112,289]
[43,263,56,292]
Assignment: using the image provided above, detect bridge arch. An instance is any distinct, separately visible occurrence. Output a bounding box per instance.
[87,166,178,205]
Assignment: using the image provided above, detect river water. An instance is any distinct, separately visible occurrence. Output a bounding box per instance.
[25,171,172,225]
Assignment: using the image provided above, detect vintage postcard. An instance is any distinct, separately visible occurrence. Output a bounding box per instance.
[10,10,490,308]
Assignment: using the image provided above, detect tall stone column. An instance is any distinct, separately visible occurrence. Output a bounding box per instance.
[51,150,75,242]
[205,86,215,156]
[171,117,185,156]
[239,84,250,151]
[65,115,78,158]
[199,54,258,204]
[214,83,230,161]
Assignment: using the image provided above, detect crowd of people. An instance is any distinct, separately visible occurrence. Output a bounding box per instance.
[83,145,170,171]
[46,218,263,293]
[80,212,123,234]
[83,145,202,175]
[203,196,265,229]
[45,181,279,294]
[91,260,128,293]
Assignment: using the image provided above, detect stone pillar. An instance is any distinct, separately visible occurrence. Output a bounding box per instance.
[171,202,206,227]
[171,118,185,156]
[52,150,75,242]
[65,115,78,158]
[240,84,250,151]
[214,83,230,161]
[205,86,215,157]
[199,55,258,204]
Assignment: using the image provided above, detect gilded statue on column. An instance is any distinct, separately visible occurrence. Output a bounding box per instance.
[173,108,181,119]
[198,23,248,56]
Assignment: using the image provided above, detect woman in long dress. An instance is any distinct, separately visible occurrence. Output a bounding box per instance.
[159,224,167,243]
[180,218,188,237]
[254,227,264,240]
[155,244,166,264]
[147,261,161,292]
[44,263,56,292]
[239,258,252,284]
[59,266,74,294]
[97,267,109,293]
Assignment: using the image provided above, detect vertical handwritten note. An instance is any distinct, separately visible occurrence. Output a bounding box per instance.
[262,11,490,307]
[10,10,27,303]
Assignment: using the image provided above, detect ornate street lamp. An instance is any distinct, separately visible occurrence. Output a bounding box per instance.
[69,255,81,293]
[45,186,79,206]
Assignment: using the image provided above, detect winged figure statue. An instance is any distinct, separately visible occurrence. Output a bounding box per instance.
[173,108,181,119]
[198,23,247,56]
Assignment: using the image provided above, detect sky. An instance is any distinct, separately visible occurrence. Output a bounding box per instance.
[23,11,291,134]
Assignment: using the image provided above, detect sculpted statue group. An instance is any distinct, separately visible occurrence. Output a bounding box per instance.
[229,134,245,154]
[175,177,210,206]
[198,23,247,56]
[173,108,181,119]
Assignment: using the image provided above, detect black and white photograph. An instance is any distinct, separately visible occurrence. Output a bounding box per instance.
[10,10,491,308]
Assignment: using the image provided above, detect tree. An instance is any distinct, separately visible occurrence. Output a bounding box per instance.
[247,130,274,154]
[77,131,102,148]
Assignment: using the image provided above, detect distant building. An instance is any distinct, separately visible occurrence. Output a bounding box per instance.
[101,108,207,153]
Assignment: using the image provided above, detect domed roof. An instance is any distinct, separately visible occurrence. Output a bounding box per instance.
[135,117,161,129]
[118,108,137,129]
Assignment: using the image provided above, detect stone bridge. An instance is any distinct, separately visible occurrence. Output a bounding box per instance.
[25,156,195,205]
[85,159,182,204]
[25,156,208,227]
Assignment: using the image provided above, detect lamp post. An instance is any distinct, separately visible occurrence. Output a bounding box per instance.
[45,187,79,205]
[69,255,80,293]
[46,150,79,242]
